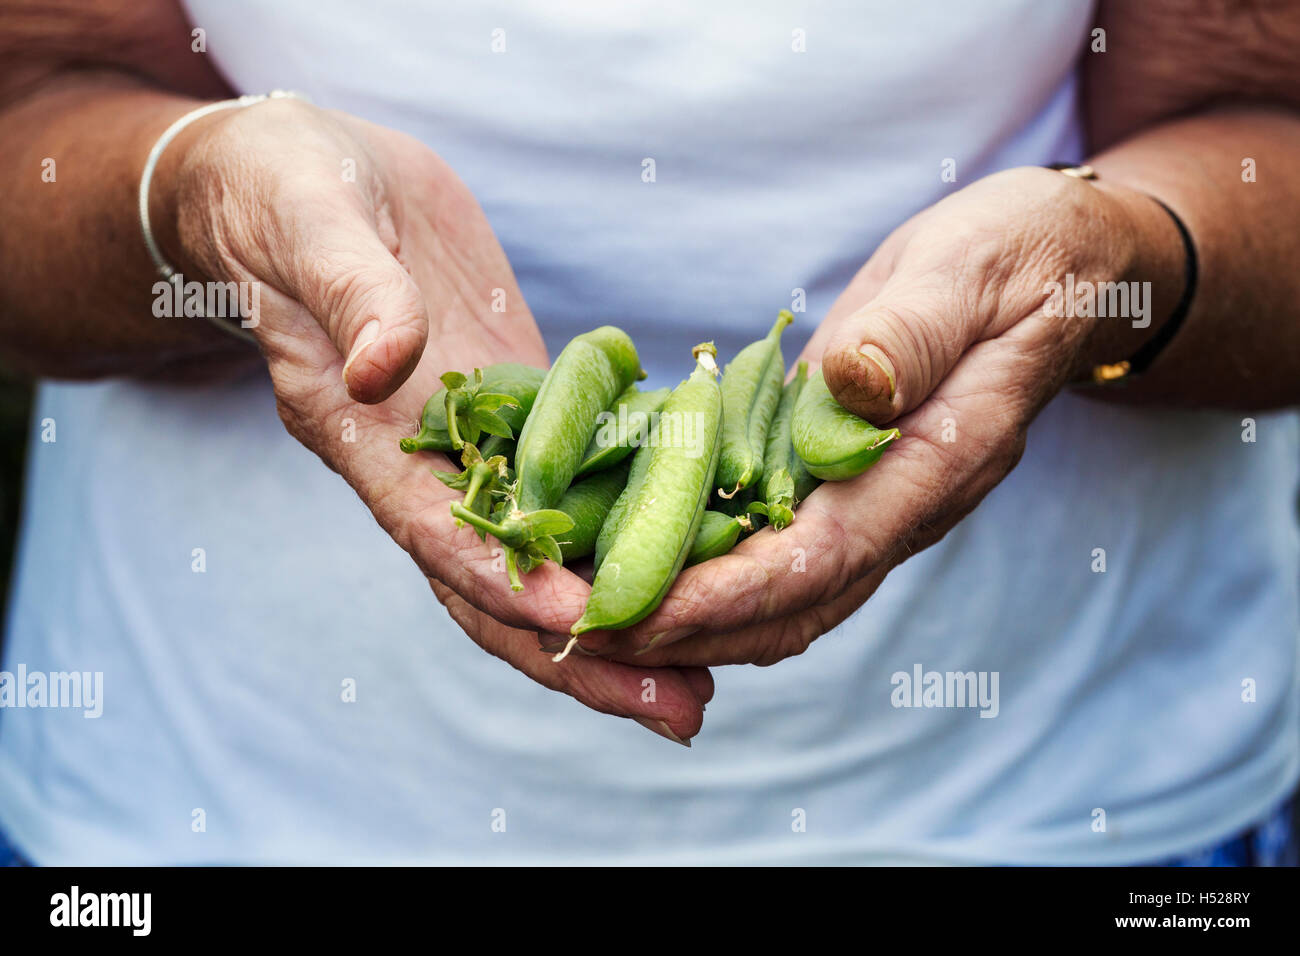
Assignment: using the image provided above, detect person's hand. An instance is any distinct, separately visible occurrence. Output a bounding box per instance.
[159,97,710,742]
[581,166,1182,666]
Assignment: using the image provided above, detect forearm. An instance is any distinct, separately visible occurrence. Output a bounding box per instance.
[1077,107,1300,408]
[0,73,251,377]
[0,0,245,378]
[1073,0,1300,408]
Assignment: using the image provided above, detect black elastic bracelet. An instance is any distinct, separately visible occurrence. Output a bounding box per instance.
[1045,164,1198,384]
[1122,198,1198,377]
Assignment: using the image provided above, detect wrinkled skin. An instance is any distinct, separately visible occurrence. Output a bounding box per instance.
[576,167,1176,668]
[167,98,711,742]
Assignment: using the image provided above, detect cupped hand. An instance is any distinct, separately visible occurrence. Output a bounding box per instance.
[159,97,709,740]
[583,166,1180,666]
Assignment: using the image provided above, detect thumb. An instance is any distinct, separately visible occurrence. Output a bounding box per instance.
[282,220,429,404]
[820,288,975,424]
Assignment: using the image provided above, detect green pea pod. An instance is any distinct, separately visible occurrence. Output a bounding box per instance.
[791,368,901,480]
[552,460,632,563]
[571,343,723,638]
[452,327,643,589]
[401,392,457,453]
[576,385,671,478]
[750,361,820,530]
[685,511,751,566]
[513,326,643,512]
[400,363,545,453]
[594,436,654,572]
[716,310,793,497]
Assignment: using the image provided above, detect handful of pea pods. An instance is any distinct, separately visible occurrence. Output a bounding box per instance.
[402,315,900,646]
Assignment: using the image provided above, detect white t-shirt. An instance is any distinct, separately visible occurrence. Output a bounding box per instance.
[2,0,1296,864]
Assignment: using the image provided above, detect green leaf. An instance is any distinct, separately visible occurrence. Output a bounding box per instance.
[529,535,563,568]
[525,509,575,537]
[513,549,541,575]
[473,392,521,415]
[470,409,514,439]
[767,468,795,505]
[433,468,470,491]
[440,371,469,390]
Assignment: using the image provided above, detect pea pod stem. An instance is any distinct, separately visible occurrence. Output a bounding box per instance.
[398,435,426,454]
[551,634,581,663]
[450,502,577,593]
[505,546,524,593]
[458,462,491,512]
[448,503,574,551]
[435,443,512,541]
[443,373,520,451]
[449,503,523,547]
[454,463,486,515]
[443,390,471,451]
[712,482,756,516]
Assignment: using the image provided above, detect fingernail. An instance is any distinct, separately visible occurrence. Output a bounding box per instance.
[634,634,665,657]
[538,632,569,653]
[859,344,896,401]
[343,319,383,385]
[540,638,599,657]
[632,716,691,748]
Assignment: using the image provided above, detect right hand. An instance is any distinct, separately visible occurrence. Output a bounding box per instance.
[158,96,710,743]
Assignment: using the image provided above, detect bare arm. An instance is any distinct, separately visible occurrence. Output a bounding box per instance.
[0,0,709,740]
[1075,0,1300,407]
[0,0,241,376]
[586,0,1300,666]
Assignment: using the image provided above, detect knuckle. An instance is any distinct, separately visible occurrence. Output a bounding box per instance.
[752,620,817,667]
[936,215,1001,259]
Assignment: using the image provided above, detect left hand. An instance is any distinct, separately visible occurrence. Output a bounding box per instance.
[582,165,1182,666]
